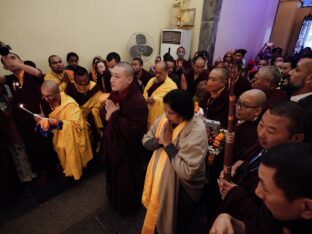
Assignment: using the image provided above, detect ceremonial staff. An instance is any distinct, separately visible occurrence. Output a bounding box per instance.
[223,65,236,181]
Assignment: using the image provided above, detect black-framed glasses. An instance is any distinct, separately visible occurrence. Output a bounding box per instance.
[42,93,58,100]
[236,101,259,110]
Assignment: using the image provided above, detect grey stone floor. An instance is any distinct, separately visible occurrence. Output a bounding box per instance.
[0,172,145,234]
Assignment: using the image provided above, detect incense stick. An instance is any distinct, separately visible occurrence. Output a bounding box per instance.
[19,104,43,119]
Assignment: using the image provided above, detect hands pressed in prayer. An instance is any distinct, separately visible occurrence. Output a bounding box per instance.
[158,120,172,147]
[105,99,120,121]
[146,97,154,104]
[218,176,238,199]
[209,213,246,234]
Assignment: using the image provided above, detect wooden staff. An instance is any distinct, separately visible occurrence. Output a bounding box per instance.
[223,65,236,181]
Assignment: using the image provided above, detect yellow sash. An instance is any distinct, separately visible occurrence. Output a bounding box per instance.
[142,117,186,234]
[80,81,104,130]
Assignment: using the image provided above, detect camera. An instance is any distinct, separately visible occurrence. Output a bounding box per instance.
[0,41,12,56]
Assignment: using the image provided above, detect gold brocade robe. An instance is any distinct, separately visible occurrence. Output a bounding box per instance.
[79,81,108,131]
[143,77,177,129]
[44,70,74,92]
[49,92,93,180]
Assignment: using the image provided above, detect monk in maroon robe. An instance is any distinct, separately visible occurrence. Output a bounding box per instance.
[232,62,251,98]
[213,102,309,232]
[100,62,148,215]
[132,57,154,92]
[174,46,192,77]
[181,56,209,98]
[232,89,267,162]
[199,68,229,128]
[251,66,288,109]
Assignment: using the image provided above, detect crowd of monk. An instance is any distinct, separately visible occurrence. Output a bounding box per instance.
[0,45,312,234]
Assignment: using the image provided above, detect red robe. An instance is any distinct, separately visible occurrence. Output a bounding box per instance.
[134,69,154,92]
[183,68,209,98]
[100,82,148,215]
[265,89,288,109]
[199,88,229,128]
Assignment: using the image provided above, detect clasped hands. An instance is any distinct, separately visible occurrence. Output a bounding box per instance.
[105,99,120,121]
[158,120,172,147]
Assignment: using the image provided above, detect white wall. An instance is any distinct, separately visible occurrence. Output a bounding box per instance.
[0,0,203,74]
[213,0,279,62]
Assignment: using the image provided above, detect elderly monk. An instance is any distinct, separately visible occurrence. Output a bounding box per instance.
[143,61,177,129]
[251,66,288,109]
[142,89,208,234]
[199,68,229,128]
[100,62,148,215]
[44,55,74,92]
[39,80,92,180]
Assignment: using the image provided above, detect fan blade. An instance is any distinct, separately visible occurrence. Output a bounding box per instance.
[136,34,147,45]
[142,45,153,57]
[130,45,141,58]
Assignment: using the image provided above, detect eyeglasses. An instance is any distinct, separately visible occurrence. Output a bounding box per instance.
[42,95,55,100]
[236,101,259,110]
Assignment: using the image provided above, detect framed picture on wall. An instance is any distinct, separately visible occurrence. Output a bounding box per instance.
[180,8,196,26]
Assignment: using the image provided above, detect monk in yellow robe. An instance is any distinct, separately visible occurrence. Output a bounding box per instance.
[65,66,109,151]
[39,80,93,180]
[143,61,177,129]
[44,55,74,92]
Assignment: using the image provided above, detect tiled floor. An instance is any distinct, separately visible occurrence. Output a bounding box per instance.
[0,171,145,234]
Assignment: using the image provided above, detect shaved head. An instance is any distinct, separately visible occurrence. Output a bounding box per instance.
[241,89,267,107]
[155,61,168,82]
[114,62,134,78]
[213,68,229,84]
[155,61,168,71]
[41,80,61,105]
[236,89,267,121]
[41,80,60,94]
